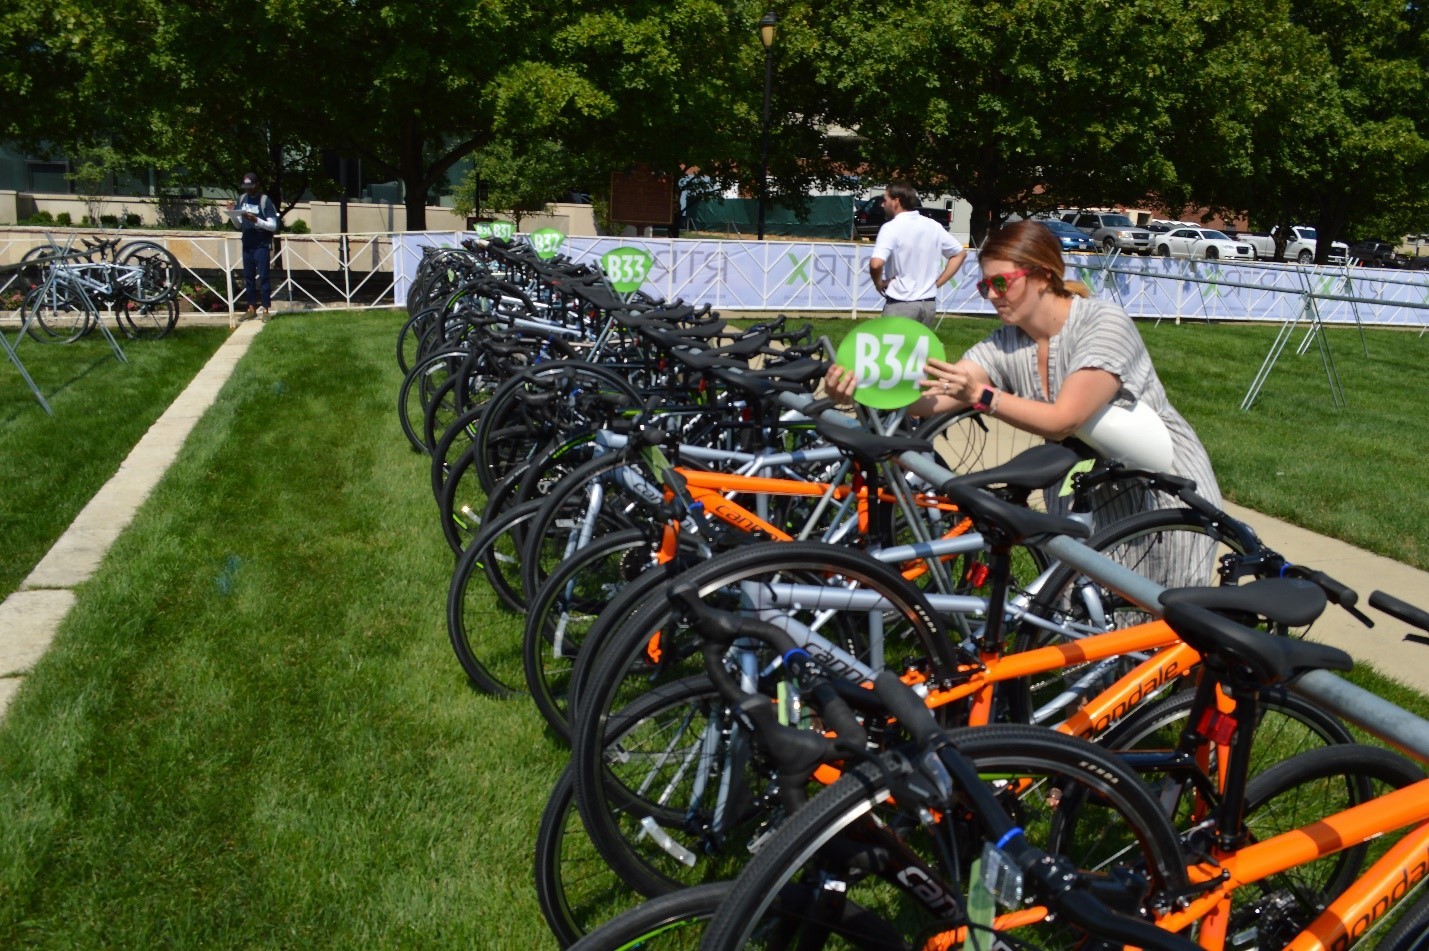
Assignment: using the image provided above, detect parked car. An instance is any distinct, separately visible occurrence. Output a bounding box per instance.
[1060,211,1153,254]
[1347,239,1409,268]
[1153,228,1256,262]
[1232,226,1349,265]
[1039,218,1098,253]
[853,195,952,240]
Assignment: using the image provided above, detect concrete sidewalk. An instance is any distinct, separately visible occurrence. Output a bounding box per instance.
[2,322,1428,720]
[0,320,265,718]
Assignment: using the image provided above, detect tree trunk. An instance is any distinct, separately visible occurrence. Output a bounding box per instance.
[399,118,427,232]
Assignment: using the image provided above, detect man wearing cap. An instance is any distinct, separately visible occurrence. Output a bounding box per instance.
[869,182,967,327]
[230,173,279,323]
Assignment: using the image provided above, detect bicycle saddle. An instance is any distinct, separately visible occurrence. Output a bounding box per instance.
[1159,577,1326,629]
[947,443,1081,495]
[812,418,934,464]
[939,482,1092,547]
[1161,594,1352,685]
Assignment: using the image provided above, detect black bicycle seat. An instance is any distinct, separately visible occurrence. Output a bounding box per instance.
[1161,595,1352,685]
[1159,577,1326,629]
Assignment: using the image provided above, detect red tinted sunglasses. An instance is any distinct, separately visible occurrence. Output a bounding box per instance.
[976,269,1030,299]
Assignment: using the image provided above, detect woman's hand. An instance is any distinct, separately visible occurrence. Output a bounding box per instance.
[824,364,858,403]
[917,358,984,403]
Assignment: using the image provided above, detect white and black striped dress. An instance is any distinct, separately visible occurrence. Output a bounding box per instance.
[964,296,1223,588]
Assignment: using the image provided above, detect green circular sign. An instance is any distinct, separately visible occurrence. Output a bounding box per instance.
[489,221,516,241]
[834,316,946,409]
[601,247,654,293]
[530,227,566,260]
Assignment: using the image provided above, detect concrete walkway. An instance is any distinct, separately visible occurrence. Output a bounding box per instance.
[0,320,264,718]
[2,320,1428,721]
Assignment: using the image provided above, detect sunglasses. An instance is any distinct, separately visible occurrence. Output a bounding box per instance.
[976,268,1031,299]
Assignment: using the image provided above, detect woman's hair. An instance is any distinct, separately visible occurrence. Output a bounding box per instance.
[980,220,1091,298]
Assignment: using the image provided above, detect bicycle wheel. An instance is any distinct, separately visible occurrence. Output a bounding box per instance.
[397,348,468,454]
[1005,506,1256,726]
[520,452,658,604]
[1098,684,1356,824]
[470,362,644,494]
[116,240,180,304]
[570,542,960,899]
[537,679,731,947]
[1380,886,1429,951]
[445,499,545,694]
[116,296,179,340]
[1227,744,1425,949]
[566,882,728,950]
[700,724,1188,951]
[397,304,444,375]
[23,282,95,344]
[914,408,1045,480]
[524,526,660,743]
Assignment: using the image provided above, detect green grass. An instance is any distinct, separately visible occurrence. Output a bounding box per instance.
[0,326,229,597]
[0,311,568,946]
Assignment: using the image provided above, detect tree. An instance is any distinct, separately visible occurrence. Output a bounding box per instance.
[1163,0,1429,261]
[812,0,1202,243]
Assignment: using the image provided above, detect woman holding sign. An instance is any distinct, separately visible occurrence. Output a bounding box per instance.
[827,219,1221,582]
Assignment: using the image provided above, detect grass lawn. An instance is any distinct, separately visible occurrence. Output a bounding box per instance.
[0,308,1425,947]
[0,326,229,598]
[1,311,567,946]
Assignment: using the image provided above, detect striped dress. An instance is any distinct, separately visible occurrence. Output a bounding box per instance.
[963,296,1223,589]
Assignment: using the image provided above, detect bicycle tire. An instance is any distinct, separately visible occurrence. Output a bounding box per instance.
[23,282,95,344]
[700,724,1188,951]
[469,362,643,495]
[1098,684,1357,812]
[536,678,728,947]
[116,296,179,340]
[566,882,728,950]
[570,541,960,899]
[1379,885,1429,951]
[520,451,659,605]
[445,498,545,694]
[396,304,444,376]
[1229,743,1425,949]
[436,438,531,557]
[397,348,469,454]
[429,403,486,502]
[524,526,660,743]
[1006,505,1257,726]
[116,240,180,304]
[914,407,1047,479]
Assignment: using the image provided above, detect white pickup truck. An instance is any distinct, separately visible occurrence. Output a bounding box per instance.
[1233,226,1349,265]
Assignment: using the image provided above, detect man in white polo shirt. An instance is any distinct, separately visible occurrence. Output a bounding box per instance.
[869,182,967,326]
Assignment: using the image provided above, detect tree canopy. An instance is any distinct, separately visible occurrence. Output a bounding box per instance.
[1,0,1424,240]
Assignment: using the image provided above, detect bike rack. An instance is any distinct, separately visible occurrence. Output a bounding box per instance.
[777,388,1429,763]
[0,262,53,414]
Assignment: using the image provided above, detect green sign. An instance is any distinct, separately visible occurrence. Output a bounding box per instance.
[530,227,566,260]
[470,222,494,238]
[601,247,654,293]
[489,221,516,241]
[834,316,946,409]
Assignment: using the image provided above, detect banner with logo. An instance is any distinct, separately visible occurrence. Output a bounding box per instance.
[392,233,1429,328]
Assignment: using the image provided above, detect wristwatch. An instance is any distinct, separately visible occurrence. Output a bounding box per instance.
[972,387,997,413]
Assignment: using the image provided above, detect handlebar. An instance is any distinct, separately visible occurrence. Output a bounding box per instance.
[1370,590,1429,634]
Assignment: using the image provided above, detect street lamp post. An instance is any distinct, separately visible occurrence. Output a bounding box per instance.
[756,11,777,241]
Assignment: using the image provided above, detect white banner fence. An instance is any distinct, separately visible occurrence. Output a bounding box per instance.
[394,232,1429,331]
[5,229,1426,330]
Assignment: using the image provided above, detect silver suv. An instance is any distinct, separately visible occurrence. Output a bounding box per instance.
[1061,212,1153,255]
